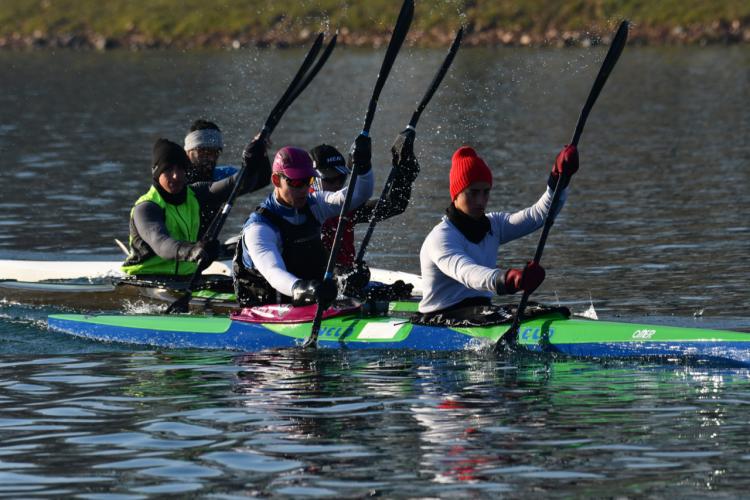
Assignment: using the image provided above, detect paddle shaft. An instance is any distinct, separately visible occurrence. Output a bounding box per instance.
[355,27,463,265]
[166,34,334,314]
[497,173,568,347]
[305,0,414,348]
[497,21,629,348]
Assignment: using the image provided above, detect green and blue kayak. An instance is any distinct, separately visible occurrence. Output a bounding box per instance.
[47,301,750,366]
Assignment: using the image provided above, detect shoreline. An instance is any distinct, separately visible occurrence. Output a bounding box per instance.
[2,23,750,51]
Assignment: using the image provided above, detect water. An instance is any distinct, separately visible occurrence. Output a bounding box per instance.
[0,45,749,496]
[2,350,750,497]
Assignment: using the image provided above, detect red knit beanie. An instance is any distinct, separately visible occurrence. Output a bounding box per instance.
[449,146,493,200]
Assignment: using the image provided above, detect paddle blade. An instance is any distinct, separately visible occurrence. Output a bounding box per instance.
[262,32,324,137]
[362,0,415,133]
[165,291,190,314]
[408,26,463,129]
[284,34,338,107]
[571,20,629,146]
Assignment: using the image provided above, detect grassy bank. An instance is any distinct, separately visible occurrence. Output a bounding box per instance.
[1,0,749,49]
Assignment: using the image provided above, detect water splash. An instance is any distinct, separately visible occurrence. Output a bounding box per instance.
[577,293,599,320]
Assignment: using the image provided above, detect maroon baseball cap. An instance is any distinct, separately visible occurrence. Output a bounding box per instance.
[272,147,317,180]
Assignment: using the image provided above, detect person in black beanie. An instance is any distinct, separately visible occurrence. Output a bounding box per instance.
[122,137,271,278]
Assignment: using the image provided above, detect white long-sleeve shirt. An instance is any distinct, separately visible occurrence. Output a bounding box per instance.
[418,186,566,313]
[240,169,374,297]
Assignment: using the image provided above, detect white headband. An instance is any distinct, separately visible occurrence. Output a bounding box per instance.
[184,129,224,151]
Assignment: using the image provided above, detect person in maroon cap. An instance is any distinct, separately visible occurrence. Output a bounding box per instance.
[309,131,419,293]
[233,139,374,307]
[415,144,578,321]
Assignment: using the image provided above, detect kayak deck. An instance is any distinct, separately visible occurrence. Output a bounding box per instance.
[47,309,750,366]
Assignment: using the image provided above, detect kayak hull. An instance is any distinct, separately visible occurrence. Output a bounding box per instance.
[0,259,233,281]
[47,309,750,366]
[1,267,422,313]
[0,259,422,293]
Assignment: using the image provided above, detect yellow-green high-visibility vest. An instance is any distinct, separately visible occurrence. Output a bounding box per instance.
[121,186,200,276]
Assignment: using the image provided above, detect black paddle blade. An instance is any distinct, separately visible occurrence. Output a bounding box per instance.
[165,291,190,314]
[285,34,338,108]
[408,26,463,129]
[362,0,415,134]
[261,33,324,138]
[571,20,629,146]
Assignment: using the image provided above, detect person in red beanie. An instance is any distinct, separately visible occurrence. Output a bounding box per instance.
[416,144,578,320]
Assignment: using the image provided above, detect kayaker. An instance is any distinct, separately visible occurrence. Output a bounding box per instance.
[183,119,238,184]
[415,145,579,323]
[184,119,271,243]
[121,137,270,277]
[311,130,419,271]
[233,137,374,307]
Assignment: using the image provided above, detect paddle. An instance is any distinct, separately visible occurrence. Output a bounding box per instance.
[303,0,415,348]
[166,33,336,314]
[355,27,463,265]
[495,20,629,351]
[200,35,337,242]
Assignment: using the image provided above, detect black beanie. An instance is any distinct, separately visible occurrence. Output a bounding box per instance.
[310,144,349,179]
[152,138,191,179]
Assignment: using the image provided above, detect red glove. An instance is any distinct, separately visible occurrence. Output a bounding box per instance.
[548,144,579,189]
[553,144,579,177]
[502,261,546,295]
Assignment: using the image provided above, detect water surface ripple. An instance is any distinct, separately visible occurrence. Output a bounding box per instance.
[1,351,750,496]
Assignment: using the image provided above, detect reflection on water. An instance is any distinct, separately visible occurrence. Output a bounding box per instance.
[1,350,750,496]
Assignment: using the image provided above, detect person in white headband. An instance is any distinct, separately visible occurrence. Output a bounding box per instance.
[183,119,238,184]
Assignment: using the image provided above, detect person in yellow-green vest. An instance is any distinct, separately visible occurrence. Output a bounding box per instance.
[122,137,270,277]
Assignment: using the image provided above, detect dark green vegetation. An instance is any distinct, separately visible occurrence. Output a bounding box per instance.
[0,0,749,48]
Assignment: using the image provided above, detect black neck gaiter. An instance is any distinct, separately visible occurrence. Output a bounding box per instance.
[153,181,187,206]
[445,203,490,244]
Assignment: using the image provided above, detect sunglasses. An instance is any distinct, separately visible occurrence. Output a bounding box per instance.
[278,173,314,189]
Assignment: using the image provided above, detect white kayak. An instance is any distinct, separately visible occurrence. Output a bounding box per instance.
[0,258,423,295]
[0,258,233,281]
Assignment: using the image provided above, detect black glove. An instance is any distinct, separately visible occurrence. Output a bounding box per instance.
[391,128,419,183]
[341,261,371,297]
[364,279,414,301]
[348,134,372,175]
[182,239,220,270]
[291,278,338,307]
[242,137,272,189]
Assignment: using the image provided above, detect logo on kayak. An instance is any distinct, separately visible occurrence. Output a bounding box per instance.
[319,325,348,339]
[519,326,555,342]
[316,322,403,341]
[632,329,656,340]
